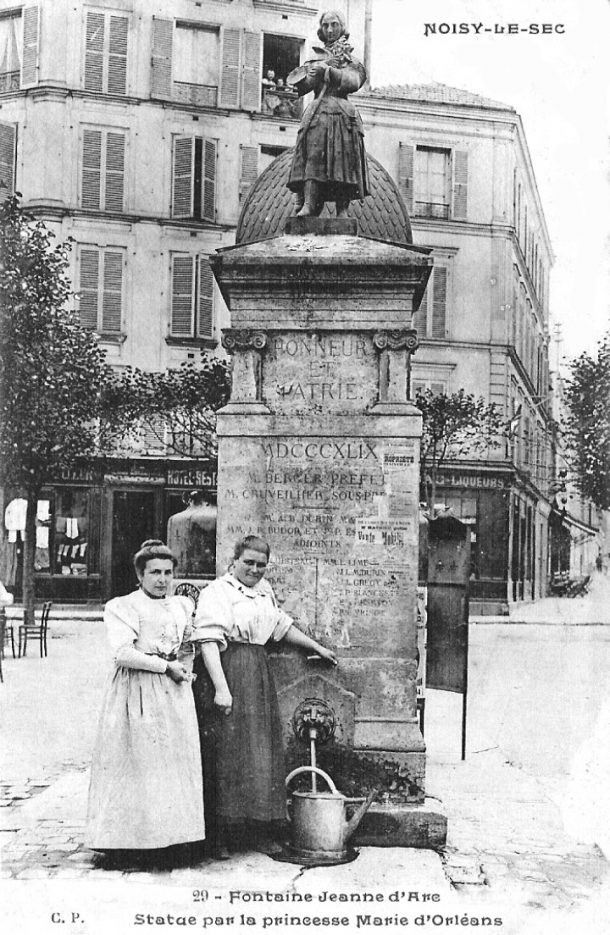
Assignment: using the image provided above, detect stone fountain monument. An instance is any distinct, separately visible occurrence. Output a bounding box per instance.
[209,14,446,848]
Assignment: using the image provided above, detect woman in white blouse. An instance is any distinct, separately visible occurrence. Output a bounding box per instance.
[86,540,205,867]
[192,534,337,857]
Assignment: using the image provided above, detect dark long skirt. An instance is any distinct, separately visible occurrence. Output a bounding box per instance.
[288,105,369,202]
[193,643,286,827]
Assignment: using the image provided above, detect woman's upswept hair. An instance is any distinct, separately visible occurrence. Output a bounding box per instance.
[317,9,348,42]
[133,539,177,575]
[232,534,271,562]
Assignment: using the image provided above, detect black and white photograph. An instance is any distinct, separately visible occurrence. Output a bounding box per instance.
[0,0,608,932]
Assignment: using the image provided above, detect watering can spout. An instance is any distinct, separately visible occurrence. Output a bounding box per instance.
[344,788,378,842]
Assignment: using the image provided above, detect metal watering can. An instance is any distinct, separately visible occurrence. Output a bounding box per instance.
[284,765,377,865]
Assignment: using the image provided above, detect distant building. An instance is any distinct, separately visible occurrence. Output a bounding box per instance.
[0,0,598,605]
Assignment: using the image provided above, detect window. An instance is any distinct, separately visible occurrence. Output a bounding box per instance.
[0,120,16,193]
[414,147,450,219]
[399,143,468,220]
[412,378,447,396]
[413,263,449,339]
[81,128,125,211]
[170,254,215,340]
[151,20,261,112]
[239,145,258,204]
[53,489,92,577]
[172,136,216,222]
[261,33,302,119]
[77,245,124,333]
[0,6,38,90]
[239,143,287,206]
[84,9,128,95]
[0,9,21,90]
[173,21,219,107]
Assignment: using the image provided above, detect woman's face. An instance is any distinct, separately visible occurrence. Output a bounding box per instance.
[138,558,174,598]
[320,13,343,44]
[232,548,268,588]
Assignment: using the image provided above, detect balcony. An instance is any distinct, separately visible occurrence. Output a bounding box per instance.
[0,70,20,93]
[261,87,301,120]
[414,201,450,220]
[173,82,218,108]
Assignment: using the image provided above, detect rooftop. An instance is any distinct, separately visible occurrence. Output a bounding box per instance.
[367,81,515,112]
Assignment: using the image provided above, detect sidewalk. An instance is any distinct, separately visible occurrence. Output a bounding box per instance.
[472,572,610,625]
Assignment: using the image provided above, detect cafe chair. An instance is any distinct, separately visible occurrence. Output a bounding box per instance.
[1,609,16,660]
[18,601,52,658]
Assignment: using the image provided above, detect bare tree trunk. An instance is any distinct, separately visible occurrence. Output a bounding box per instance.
[429,464,438,519]
[23,492,38,626]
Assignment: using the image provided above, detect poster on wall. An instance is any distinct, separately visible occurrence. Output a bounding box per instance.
[1,1,608,934]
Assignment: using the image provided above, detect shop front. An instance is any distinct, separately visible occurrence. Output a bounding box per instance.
[1,458,217,604]
[432,467,513,608]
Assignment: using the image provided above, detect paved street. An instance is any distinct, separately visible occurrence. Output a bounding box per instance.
[1,578,610,934]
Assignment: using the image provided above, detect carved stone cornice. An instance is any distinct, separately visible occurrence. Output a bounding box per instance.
[373,330,419,353]
[221,329,268,353]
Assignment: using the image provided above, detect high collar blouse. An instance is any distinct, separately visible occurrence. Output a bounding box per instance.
[105,589,193,673]
[191,573,292,651]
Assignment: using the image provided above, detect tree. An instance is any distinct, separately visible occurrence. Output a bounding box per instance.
[100,356,231,458]
[563,332,610,510]
[0,195,115,623]
[415,388,507,516]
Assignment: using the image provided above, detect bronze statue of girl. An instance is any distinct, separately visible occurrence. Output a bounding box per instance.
[287,10,370,217]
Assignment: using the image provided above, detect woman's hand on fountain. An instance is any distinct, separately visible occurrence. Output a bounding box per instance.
[315,645,338,666]
[214,687,233,716]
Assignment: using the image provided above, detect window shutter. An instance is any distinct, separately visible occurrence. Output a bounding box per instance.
[431,383,445,396]
[202,138,216,222]
[431,266,447,338]
[452,150,468,220]
[241,30,261,111]
[220,27,241,108]
[151,17,173,100]
[171,255,195,335]
[239,145,258,203]
[105,131,125,211]
[198,258,214,338]
[81,129,102,209]
[107,15,128,95]
[78,248,100,329]
[101,251,123,332]
[413,283,427,337]
[398,143,414,213]
[84,11,105,92]
[0,122,17,195]
[172,136,194,218]
[21,6,40,87]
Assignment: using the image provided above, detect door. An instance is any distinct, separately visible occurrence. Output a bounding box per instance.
[110,490,156,597]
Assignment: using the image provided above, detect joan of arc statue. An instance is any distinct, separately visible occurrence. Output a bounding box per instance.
[287,10,369,217]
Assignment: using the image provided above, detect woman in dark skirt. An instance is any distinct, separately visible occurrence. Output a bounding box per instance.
[191,535,337,857]
[287,10,369,217]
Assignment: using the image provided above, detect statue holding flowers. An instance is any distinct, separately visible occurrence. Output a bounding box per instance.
[287,10,370,217]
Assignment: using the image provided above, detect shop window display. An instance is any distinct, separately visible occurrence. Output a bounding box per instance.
[53,489,90,577]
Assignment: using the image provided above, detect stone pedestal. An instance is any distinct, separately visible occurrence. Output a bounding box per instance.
[211,218,446,846]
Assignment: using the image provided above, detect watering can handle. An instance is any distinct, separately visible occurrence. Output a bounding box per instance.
[285,766,339,794]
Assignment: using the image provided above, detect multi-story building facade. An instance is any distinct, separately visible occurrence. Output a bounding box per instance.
[0,0,598,606]
[360,84,559,609]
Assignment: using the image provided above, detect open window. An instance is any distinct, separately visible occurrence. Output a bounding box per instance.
[173,21,220,107]
[261,33,302,119]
